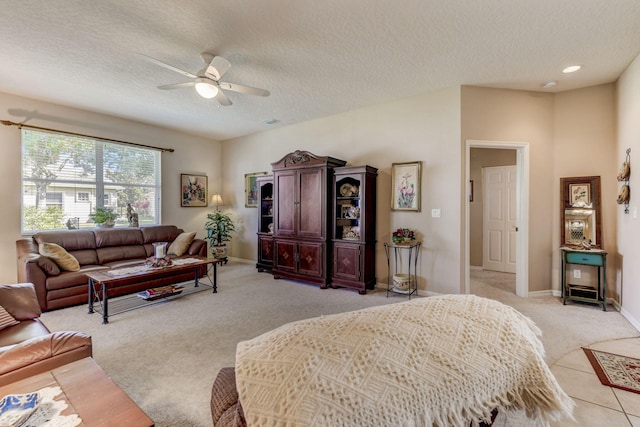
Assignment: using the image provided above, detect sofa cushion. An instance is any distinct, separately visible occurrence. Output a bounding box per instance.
[0,283,42,320]
[96,245,147,264]
[141,225,182,244]
[33,230,96,251]
[68,249,99,266]
[94,228,144,247]
[0,319,50,347]
[0,305,19,330]
[39,243,81,272]
[168,232,197,256]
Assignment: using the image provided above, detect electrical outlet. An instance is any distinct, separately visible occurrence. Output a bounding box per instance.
[573,269,581,279]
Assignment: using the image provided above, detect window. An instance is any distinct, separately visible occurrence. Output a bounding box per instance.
[22,129,161,232]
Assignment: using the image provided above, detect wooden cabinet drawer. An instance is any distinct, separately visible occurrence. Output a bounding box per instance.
[565,252,604,266]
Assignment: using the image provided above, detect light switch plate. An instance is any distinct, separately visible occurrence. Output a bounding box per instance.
[431,209,441,218]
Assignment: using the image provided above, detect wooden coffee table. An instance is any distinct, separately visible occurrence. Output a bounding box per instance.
[0,357,153,426]
[87,257,221,324]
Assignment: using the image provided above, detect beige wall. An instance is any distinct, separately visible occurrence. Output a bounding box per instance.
[617,53,640,329]
[461,85,616,294]
[469,148,517,267]
[222,87,464,295]
[552,84,617,297]
[461,86,555,292]
[0,91,221,283]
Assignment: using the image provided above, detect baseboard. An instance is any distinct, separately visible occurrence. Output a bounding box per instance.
[528,289,556,297]
[620,307,640,332]
[470,265,483,271]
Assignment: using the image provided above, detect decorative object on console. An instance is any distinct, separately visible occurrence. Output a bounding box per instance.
[181,174,208,207]
[145,256,173,269]
[152,242,168,258]
[392,228,415,245]
[391,161,421,211]
[245,172,268,207]
[126,203,139,227]
[617,148,631,214]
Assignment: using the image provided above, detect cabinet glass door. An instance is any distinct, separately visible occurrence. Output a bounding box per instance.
[335,176,362,241]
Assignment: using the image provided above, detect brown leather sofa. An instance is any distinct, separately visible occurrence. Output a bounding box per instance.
[16,225,207,311]
[0,283,92,384]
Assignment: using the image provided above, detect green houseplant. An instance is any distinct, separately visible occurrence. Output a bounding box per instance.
[204,211,236,259]
[89,207,118,228]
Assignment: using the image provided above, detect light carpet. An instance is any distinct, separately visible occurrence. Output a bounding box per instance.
[39,263,639,426]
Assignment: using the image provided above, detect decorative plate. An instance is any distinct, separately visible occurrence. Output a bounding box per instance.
[0,392,39,427]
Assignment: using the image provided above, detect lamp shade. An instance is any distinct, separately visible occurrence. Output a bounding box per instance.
[195,78,219,99]
[210,194,223,206]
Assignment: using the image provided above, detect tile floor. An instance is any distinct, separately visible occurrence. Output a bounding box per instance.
[550,337,640,426]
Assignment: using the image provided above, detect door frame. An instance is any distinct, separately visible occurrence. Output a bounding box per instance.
[465,140,530,297]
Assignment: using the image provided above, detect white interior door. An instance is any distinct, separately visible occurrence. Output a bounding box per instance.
[483,165,517,273]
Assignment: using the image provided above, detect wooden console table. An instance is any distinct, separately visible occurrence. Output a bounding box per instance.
[560,247,607,311]
[0,357,154,426]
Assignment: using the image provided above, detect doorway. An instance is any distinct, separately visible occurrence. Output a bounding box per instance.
[464,140,530,297]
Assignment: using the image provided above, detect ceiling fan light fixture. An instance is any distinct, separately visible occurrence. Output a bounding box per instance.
[194,78,219,98]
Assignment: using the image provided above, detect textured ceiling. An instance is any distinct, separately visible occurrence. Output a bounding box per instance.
[1,1,639,141]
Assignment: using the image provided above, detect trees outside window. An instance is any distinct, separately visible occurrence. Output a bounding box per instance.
[22,130,161,232]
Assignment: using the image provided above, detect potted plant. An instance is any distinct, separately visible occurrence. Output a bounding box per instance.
[204,211,236,260]
[89,207,118,228]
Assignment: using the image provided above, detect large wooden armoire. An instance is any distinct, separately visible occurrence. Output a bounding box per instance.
[271,150,346,287]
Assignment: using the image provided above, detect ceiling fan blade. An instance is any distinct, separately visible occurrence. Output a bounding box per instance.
[215,89,232,106]
[158,82,195,90]
[205,56,231,81]
[219,81,270,97]
[139,54,198,79]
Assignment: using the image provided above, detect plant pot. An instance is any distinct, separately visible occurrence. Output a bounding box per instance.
[97,221,115,228]
[212,245,228,259]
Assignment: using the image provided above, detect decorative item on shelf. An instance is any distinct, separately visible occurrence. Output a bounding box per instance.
[392,228,415,245]
[617,148,631,214]
[581,237,593,250]
[342,205,360,219]
[89,207,118,228]
[126,203,139,227]
[145,255,173,269]
[340,183,359,197]
[204,207,235,262]
[267,205,273,216]
[342,226,360,240]
[268,223,274,233]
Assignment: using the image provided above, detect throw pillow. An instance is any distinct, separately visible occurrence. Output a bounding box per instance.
[0,305,19,330]
[37,255,61,276]
[38,242,80,272]
[167,232,196,256]
[0,283,42,320]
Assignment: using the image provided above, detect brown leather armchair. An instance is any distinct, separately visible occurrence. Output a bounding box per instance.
[0,283,92,384]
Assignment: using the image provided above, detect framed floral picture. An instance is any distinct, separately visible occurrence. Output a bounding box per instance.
[391,161,421,211]
[180,174,208,207]
[245,172,267,207]
[569,183,590,207]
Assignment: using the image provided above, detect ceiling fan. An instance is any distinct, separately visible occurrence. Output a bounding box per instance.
[141,52,270,106]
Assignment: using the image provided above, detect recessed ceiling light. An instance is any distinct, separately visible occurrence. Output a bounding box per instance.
[562,65,582,74]
[542,81,557,89]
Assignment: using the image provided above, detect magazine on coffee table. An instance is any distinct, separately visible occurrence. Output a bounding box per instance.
[137,285,185,301]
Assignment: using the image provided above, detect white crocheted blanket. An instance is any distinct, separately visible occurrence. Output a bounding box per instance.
[236,295,574,427]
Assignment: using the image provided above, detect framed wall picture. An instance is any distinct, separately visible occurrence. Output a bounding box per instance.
[245,172,267,207]
[391,161,421,211]
[180,174,208,207]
